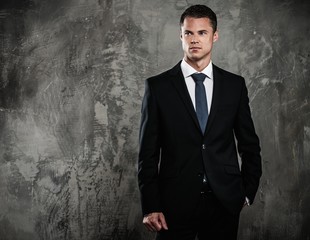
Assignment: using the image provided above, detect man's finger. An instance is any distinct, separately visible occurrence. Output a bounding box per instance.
[158,213,168,230]
[145,222,157,232]
[143,217,157,232]
[149,214,163,231]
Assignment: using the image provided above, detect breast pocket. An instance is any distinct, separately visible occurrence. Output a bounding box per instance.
[217,104,236,116]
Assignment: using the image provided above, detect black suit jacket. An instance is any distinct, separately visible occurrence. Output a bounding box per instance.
[138,61,261,225]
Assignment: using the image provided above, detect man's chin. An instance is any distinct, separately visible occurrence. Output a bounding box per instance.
[188,55,203,62]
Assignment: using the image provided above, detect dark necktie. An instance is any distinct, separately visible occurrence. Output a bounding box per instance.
[192,73,208,133]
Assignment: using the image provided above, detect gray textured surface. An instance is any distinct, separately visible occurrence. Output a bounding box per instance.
[0,0,309,239]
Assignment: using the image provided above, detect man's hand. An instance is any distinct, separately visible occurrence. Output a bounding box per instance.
[143,212,168,232]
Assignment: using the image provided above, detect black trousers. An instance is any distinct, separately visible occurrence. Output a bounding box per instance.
[156,192,240,240]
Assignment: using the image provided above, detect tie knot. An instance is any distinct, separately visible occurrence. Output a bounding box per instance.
[192,73,207,83]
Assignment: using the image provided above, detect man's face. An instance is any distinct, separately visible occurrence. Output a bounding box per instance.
[180,17,218,63]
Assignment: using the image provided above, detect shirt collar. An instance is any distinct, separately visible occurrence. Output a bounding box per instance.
[181,59,213,80]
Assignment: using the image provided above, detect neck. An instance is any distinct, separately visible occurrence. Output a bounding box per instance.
[184,56,211,72]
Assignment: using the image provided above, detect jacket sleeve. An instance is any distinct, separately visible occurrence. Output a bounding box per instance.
[138,79,162,215]
[234,78,262,204]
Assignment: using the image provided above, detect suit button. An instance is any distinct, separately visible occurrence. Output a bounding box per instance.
[202,144,206,150]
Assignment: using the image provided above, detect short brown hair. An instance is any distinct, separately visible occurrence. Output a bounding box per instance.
[180,5,217,33]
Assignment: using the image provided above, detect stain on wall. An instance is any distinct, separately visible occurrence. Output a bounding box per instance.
[0,0,309,239]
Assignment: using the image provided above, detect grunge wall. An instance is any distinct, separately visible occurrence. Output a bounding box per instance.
[0,0,309,239]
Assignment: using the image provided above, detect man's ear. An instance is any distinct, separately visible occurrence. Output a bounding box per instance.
[213,30,219,42]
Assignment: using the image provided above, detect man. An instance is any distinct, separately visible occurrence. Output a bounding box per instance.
[138,4,262,240]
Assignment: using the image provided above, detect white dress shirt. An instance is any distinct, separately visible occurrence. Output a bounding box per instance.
[181,59,213,113]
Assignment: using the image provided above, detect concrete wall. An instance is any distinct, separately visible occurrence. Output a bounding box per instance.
[0,0,309,239]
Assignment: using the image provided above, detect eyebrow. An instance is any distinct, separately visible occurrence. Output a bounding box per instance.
[183,29,209,33]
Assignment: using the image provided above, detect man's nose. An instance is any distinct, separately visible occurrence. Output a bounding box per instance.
[190,35,198,43]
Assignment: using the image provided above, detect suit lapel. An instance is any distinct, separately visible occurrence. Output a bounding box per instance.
[169,62,202,133]
[168,62,223,136]
[204,64,222,136]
